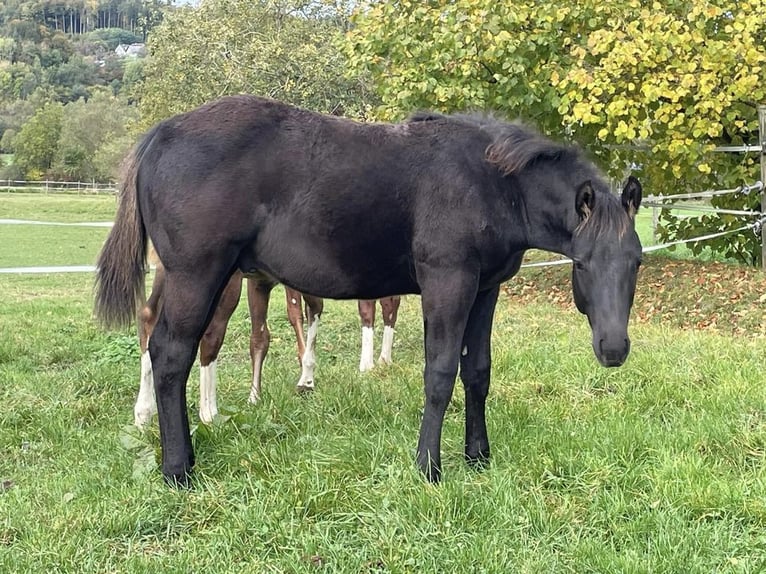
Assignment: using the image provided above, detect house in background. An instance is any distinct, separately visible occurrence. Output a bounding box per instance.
[115,43,146,58]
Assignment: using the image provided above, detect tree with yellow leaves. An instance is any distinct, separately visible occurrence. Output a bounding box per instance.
[346,0,766,264]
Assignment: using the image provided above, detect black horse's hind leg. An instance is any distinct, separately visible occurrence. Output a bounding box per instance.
[149,267,233,486]
[416,268,478,483]
[460,286,500,468]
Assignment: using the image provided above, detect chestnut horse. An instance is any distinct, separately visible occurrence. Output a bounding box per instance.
[133,265,322,427]
[357,297,401,372]
[134,256,400,427]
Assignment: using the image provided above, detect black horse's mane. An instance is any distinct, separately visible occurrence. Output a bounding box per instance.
[406,110,630,237]
[407,110,574,175]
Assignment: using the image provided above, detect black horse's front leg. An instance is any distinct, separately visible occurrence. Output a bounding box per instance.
[416,268,479,483]
[460,286,500,468]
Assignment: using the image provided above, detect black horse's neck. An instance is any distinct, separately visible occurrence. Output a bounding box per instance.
[512,166,581,258]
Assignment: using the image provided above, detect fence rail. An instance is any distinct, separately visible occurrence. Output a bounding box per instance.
[0,180,116,194]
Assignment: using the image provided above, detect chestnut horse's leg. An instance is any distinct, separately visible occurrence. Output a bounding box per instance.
[377,296,401,365]
[285,288,307,364]
[296,293,323,392]
[247,277,275,404]
[357,299,376,372]
[416,268,478,483]
[134,265,165,428]
[459,286,500,468]
[197,271,243,423]
[150,265,234,485]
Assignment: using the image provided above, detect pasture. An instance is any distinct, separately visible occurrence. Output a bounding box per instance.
[1,193,766,572]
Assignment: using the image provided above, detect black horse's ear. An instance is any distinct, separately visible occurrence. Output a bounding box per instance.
[575,180,595,220]
[621,176,642,218]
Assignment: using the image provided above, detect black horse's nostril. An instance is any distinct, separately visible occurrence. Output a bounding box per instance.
[598,338,629,367]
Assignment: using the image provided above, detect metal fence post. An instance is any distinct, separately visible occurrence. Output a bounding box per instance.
[759,105,766,268]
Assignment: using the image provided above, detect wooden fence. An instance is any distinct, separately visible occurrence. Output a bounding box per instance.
[0,180,116,194]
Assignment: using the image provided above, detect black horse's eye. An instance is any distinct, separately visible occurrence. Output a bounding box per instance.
[573,259,586,271]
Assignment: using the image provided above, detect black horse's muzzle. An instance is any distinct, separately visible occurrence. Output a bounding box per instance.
[593,335,630,367]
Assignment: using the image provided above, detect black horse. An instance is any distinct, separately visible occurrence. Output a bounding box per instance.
[95,96,642,485]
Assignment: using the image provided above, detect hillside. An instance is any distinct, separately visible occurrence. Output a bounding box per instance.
[0,1,180,181]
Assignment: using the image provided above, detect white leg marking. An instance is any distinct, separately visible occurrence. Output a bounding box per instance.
[199,360,218,423]
[462,345,468,357]
[379,325,395,365]
[134,351,157,428]
[297,316,319,390]
[249,349,265,404]
[359,325,375,372]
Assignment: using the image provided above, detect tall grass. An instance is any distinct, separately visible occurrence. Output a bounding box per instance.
[1,194,765,573]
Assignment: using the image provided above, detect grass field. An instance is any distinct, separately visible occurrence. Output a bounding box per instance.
[1,194,765,572]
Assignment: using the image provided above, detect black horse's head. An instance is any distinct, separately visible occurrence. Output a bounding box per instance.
[570,177,643,367]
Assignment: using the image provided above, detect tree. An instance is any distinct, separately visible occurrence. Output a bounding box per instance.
[136,0,172,41]
[557,1,766,266]
[45,54,100,102]
[346,0,766,265]
[344,1,581,129]
[13,101,63,178]
[137,0,372,128]
[0,61,42,101]
[121,55,143,99]
[52,90,137,181]
[85,26,141,50]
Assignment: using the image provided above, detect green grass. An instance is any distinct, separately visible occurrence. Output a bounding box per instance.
[0,192,117,221]
[634,208,655,246]
[0,193,114,268]
[1,196,766,572]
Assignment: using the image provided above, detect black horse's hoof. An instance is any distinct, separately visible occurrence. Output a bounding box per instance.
[162,461,193,488]
[417,456,442,484]
[295,383,314,395]
[424,466,442,484]
[464,450,491,471]
[163,471,192,488]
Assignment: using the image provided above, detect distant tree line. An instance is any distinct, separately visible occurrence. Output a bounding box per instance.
[1,1,169,39]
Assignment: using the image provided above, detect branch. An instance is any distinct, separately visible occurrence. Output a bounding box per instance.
[480,61,497,84]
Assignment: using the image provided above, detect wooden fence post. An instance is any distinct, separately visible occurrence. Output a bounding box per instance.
[759,105,766,268]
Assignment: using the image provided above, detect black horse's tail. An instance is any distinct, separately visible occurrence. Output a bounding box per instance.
[94,129,156,329]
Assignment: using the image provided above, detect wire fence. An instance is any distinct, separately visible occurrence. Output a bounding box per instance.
[2,209,765,274]
[643,182,764,221]
[643,181,763,203]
